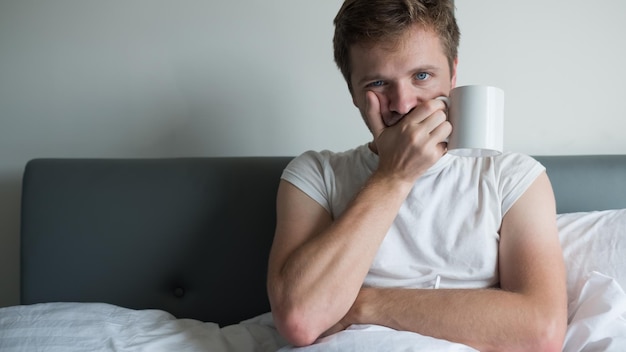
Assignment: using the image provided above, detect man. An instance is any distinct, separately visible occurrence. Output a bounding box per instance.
[267,0,567,350]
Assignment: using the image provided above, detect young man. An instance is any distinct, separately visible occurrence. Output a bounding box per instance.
[267,1,568,350]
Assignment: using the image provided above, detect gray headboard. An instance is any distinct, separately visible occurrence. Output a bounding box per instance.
[20,157,292,326]
[20,155,626,326]
[534,155,626,213]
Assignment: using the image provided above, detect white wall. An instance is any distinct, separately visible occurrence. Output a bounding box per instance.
[1,0,625,307]
[456,1,626,155]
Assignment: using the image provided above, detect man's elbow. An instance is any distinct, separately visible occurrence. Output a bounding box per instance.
[527,314,566,352]
[272,308,321,347]
[485,311,566,352]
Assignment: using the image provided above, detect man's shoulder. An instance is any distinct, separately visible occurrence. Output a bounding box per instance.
[445,152,539,171]
[491,152,543,170]
[443,152,544,185]
[289,144,372,169]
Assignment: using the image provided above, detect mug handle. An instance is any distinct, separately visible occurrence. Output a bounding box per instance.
[435,95,449,111]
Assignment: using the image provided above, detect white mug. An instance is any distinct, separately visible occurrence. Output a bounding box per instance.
[438,85,504,157]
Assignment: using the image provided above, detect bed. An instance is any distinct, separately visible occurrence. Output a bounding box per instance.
[1,155,625,351]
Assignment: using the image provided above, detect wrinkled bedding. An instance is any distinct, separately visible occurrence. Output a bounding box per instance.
[3,209,626,351]
[0,303,285,352]
[1,272,625,352]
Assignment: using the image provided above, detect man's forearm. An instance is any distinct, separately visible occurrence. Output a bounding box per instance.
[269,174,415,346]
[346,287,566,352]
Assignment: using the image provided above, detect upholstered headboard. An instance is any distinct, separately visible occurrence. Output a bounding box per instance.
[20,157,291,326]
[19,155,626,326]
[534,155,626,213]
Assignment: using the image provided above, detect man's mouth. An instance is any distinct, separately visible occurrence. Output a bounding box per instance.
[384,114,404,127]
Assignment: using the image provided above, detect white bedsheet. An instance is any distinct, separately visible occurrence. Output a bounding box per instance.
[1,272,625,352]
[4,208,626,351]
[0,303,286,352]
[278,325,479,352]
[563,272,626,351]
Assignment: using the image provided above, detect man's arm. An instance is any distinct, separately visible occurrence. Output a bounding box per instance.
[334,172,568,352]
[267,95,451,346]
[267,176,410,346]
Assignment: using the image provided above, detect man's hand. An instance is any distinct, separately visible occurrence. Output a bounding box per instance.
[364,91,451,184]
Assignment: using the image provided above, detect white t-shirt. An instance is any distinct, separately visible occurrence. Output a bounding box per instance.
[281,144,545,290]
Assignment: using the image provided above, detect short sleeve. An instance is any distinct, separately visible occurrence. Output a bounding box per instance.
[496,153,546,216]
[281,150,332,213]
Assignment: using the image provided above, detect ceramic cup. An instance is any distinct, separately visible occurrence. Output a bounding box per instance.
[438,85,504,157]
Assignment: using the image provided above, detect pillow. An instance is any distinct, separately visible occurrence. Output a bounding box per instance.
[557,208,626,308]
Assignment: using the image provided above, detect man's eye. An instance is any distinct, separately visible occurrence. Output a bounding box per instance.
[367,80,384,87]
[416,72,430,81]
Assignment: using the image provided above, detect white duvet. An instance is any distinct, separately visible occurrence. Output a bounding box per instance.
[1,272,625,352]
[0,302,285,352]
[2,209,626,351]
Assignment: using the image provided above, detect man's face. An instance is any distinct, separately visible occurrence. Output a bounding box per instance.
[349,25,458,129]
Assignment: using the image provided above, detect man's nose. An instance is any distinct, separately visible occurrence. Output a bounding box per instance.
[388,83,419,116]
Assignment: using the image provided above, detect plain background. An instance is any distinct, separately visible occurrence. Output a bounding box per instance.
[1,1,625,308]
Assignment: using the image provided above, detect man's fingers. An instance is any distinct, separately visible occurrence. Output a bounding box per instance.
[430,118,452,141]
[364,91,385,138]
[422,109,449,134]
[399,98,448,127]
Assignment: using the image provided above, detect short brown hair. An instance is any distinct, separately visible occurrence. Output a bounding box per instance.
[333,0,460,92]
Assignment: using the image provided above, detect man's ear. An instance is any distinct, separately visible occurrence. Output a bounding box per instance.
[450,57,459,88]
